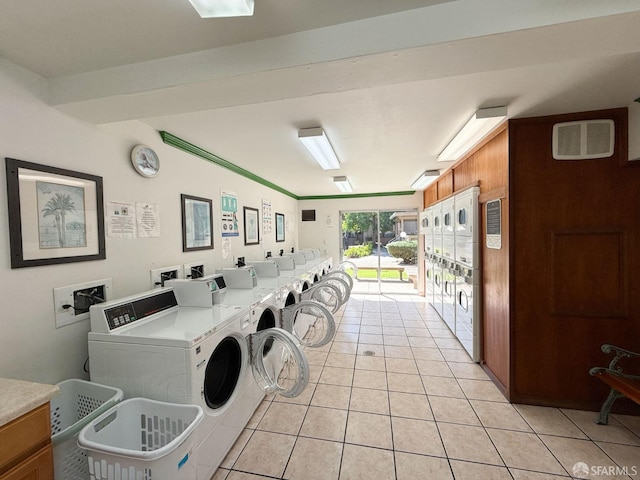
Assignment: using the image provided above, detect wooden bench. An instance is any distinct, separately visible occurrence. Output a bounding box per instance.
[589,344,640,424]
[356,266,406,281]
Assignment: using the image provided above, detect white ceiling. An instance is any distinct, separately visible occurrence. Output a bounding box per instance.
[2,0,640,197]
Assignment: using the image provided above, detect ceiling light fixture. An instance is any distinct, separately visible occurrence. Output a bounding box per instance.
[298,127,340,170]
[333,176,352,193]
[437,106,507,162]
[410,170,440,190]
[188,0,254,18]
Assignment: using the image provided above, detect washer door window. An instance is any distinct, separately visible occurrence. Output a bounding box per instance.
[203,336,242,409]
[249,327,309,398]
[301,282,342,313]
[316,276,350,305]
[322,270,354,291]
[281,301,335,348]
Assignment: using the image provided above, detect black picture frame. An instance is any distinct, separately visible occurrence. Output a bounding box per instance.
[181,194,214,252]
[5,158,106,268]
[275,212,285,242]
[243,206,260,245]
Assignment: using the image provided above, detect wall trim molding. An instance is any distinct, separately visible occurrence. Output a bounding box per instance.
[160,130,416,201]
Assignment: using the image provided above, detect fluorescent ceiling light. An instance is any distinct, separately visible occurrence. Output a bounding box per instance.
[438,106,507,162]
[410,170,440,190]
[188,0,254,18]
[298,127,340,170]
[333,176,352,193]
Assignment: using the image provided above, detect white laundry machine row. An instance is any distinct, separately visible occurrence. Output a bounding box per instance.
[453,186,481,362]
[420,207,435,306]
[88,287,309,480]
[424,186,481,362]
[175,269,336,408]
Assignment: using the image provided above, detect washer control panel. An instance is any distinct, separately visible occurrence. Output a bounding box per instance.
[94,289,178,332]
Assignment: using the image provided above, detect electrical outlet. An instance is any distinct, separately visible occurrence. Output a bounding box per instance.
[53,278,113,328]
[183,261,205,279]
[150,265,183,289]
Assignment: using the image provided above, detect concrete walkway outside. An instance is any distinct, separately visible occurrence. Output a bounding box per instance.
[344,247,418,295]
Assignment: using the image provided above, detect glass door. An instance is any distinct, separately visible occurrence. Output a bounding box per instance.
[340,209,418,295]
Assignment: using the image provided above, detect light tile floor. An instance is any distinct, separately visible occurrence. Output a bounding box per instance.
[213,293,640,480]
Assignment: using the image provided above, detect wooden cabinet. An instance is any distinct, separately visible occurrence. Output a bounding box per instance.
[0,403,53,480]
[1,445,53,480]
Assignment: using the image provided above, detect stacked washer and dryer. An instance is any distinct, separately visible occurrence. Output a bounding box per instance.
[419,207,435,306]
[422,186,481,361]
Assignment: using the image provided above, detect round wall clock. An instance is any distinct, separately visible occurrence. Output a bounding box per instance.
[130,145,160,177]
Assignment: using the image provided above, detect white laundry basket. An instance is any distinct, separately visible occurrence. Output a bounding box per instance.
[78,398,203,480]
[50,379,123,480]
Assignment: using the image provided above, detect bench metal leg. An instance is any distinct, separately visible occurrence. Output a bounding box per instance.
[596,388,623,425]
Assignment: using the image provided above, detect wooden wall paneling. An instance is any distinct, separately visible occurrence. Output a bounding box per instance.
[423,184,438,207]
[453,152,478,193]
[509,108,640,411]
[436,171,453,199]
[481,195,511,395]
[476,128,509,193]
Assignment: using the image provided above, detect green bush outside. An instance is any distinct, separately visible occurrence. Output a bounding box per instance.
[344,242,373,258]
[386,240,418,264]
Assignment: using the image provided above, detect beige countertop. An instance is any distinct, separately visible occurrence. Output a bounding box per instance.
[0,378,59,427]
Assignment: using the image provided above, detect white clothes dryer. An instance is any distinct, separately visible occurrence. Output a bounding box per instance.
[87,288,309,480]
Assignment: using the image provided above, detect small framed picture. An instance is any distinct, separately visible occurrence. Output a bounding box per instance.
[181,194,213,252]
[275,212,285,242]
[5,158,105,268]
[243,206,260,245]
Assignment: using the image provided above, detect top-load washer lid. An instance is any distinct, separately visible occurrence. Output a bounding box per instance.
[88,303,248,348]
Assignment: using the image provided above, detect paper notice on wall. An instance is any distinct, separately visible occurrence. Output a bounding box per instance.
[136,203,160,238]
[221,238,231,260]
[262,199,272,235]
[221,190,239,237]
[106,201,136,238]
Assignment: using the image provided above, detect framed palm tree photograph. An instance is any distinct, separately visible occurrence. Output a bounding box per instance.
[5,158,105,268]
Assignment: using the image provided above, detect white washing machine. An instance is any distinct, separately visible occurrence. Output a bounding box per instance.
[455,265,480,361]
[87,287,308,480]
[176,272,333,411]
[454,186,481,361]
[433,259,444,319]
[455,186,480,266]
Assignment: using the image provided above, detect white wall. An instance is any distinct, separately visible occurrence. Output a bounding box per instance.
[0,62,298,384]
[297,194,423,263]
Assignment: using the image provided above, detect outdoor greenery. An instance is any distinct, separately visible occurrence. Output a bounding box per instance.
[344,242,373,258]
[344,268,405,280]
[386,240,418,264]
[341,211,395,236]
